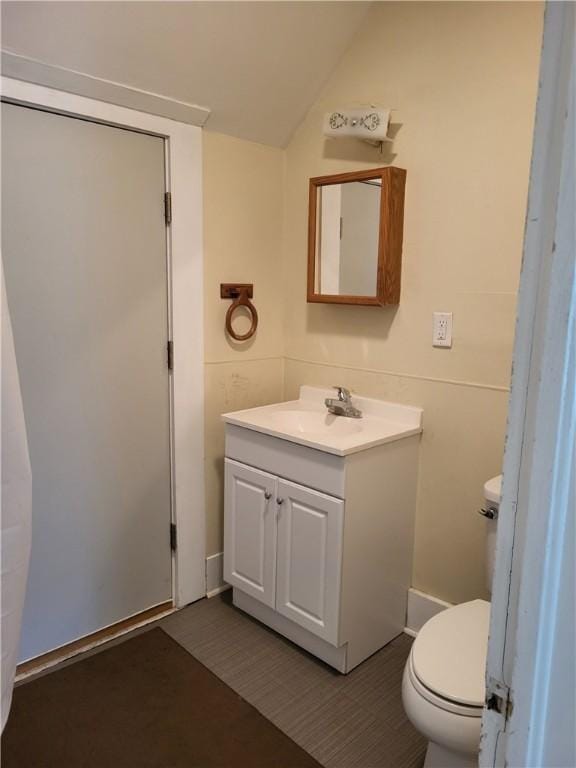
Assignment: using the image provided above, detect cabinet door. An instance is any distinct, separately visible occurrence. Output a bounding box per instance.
[223,459,277,607]
[276,479,344,644]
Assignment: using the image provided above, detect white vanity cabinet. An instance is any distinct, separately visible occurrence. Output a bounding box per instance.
[223,461,277,609]
[222,386,423,673]
[225,459,343,644]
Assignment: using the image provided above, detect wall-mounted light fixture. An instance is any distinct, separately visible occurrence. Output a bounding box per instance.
[322,107,392,147]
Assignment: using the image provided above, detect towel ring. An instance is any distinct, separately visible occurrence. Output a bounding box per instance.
[221,283,258,341]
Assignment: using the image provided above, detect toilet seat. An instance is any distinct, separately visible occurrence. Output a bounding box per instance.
[407,654,483,718]
[410,599,490,712]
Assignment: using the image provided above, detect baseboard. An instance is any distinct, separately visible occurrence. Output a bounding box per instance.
[404,588,452,635]
[206,553,231,598]
[206,561,450,631]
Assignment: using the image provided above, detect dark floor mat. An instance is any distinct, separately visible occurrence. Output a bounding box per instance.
[2,627,322,768]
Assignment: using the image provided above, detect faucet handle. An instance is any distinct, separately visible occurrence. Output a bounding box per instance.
[333,386,351,402]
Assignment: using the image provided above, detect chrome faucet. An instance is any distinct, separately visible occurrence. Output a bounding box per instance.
[325,386,362,419]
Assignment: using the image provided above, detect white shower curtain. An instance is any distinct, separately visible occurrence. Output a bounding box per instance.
[1,265,32,732]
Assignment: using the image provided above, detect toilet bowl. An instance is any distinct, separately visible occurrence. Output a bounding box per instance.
[402,475,501,768]
[402,599,490,767]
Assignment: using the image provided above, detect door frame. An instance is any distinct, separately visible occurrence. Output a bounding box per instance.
[480,2,575,765]
[1,76,206,608]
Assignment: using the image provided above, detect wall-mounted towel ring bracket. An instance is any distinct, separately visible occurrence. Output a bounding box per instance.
[220,283,258,341]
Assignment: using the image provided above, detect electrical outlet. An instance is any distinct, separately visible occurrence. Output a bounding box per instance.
[433,312,453,348]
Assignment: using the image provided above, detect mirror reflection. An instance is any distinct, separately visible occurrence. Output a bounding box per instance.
[315,179,381,297]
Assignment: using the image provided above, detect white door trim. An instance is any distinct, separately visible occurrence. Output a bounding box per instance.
[1,51,211,128]
[1,76,206,608]
[480,2,575,765]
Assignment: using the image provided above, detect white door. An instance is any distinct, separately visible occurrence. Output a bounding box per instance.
[275,479,343,644]
[1,103,173,662]
[223,459,277,608]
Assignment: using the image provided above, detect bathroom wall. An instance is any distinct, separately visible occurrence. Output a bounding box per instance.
[203,132,284,556]
[1,0,544,607]
[281,1,543,603]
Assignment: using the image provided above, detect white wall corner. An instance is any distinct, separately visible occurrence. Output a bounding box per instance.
[405,588,452,636]
[206,553,231,598]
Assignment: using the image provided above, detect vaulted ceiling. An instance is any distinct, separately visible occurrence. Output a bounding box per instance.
[1,1,371,147]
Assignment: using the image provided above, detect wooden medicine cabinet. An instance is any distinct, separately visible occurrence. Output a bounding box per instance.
[307,166,406,306]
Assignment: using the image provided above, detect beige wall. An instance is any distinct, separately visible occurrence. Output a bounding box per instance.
[203,3,543,604]
[203,132,284,556]
[281,1,543,603]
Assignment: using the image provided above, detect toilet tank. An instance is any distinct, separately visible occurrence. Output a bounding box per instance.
[483,475,502,595]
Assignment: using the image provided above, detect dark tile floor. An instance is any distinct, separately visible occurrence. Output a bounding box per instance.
[160,592,426,768]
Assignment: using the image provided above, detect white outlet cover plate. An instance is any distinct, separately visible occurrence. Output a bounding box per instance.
[433,312,453,348]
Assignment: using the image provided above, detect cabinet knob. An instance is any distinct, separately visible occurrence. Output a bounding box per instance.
[264,492,272,500]
[276,497,284,505]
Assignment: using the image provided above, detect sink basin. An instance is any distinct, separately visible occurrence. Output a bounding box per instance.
[266,409,363,438]
[222,386,423,456]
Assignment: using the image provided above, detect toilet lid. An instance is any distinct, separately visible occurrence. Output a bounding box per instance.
[411,600,490,707]
[484,475,502,505]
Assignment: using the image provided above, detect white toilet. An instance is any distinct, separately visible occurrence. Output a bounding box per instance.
[402,475,501,768]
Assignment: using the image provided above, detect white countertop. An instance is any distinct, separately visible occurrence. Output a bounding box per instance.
[222,386,423,456]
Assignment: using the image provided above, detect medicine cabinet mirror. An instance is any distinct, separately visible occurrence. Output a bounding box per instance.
[307,166,406,306]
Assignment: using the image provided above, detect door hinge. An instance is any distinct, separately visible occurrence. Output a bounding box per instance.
[164,192,172,225]
[485,677,513,720]
[170,522,177,551]
[167,340,174,371]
